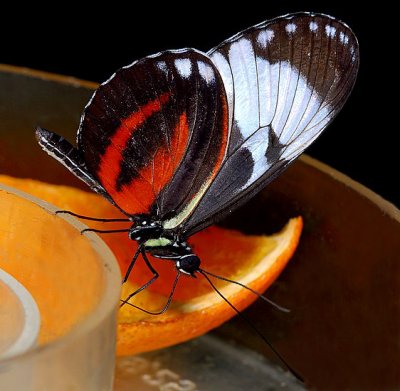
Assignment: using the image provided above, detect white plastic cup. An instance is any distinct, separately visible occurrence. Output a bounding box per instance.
[0,268,41,359]
[0,183,121,390]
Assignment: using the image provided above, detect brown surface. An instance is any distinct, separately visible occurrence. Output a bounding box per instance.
[221,159,400,390]
[1,65,399,390]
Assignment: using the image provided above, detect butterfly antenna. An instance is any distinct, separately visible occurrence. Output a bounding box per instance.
[199,268,290,313]
[198,269,304,383]
[120,271,181,315]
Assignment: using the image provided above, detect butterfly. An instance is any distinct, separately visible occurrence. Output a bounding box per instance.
[36,12,358,311]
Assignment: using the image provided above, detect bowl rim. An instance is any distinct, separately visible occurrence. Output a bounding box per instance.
[301,155,400,223]
[0,63,98,89]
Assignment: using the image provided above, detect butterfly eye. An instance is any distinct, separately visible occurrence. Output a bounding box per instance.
[177,254,200,275]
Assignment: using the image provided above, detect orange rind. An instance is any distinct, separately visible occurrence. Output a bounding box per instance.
[0,175,302,355]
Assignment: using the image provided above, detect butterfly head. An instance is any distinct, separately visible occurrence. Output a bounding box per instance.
[175,253,200,277]
[142,232,201,277]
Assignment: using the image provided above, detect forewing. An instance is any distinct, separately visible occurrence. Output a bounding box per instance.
[78,49,229,217]
[36,127,113,201]
[182,13,359,236]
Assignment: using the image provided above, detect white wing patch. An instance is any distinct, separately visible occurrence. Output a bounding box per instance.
[227,39,259,139]
[309,21,318,32]
[256,55,279,127]
[286,23,297,34]
[211,39,334,156]
[197,61,216,85]
[241,126,270,189]
[325,25,336,38]
[174,58,192,78]
[210,51,234,130]
[257,29,275,48]
[157,61,168,74]
[210,36,335,192]
[239,59,332,188]
[271,61,300,140]
[274,62,332,144]
[339,31,349,45]
[351,46,357,62]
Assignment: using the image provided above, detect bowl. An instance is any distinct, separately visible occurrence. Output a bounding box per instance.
[1,64,398,390]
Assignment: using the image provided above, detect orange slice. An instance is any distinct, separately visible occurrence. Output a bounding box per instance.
[0,175,302,355]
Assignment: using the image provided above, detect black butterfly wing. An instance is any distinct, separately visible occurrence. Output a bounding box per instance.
[180,13,359,237]
[76,49,229,218]
[37,13,358,234]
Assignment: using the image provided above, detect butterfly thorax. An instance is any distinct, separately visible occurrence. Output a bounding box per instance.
[128,216,165,243]
[129,215,200,276]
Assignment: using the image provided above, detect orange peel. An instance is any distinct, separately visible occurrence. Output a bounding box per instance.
[0,175,302,355]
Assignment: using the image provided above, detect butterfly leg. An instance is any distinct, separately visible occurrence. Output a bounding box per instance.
[120,249,159,307]
[56,210,130,222]
[145,270,181,315]
[121,268,181,315]
[120,252,181,315]
[122,245,143,283]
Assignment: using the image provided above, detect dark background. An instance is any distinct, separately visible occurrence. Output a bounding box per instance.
[1,4,393,205]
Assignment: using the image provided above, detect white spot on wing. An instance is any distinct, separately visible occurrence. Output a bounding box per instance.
[339,31,349,44]
[157,61,168,73]
[309,21,318,32]
[174,58,192,78]
[325,25,336,38]
[257,29,274,48]
[286,23,297,34]
[197,61,215,84]
[350,46,357,62]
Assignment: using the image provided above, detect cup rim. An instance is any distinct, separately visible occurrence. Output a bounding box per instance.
[0,268,41,359]
[0,183,121,366]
